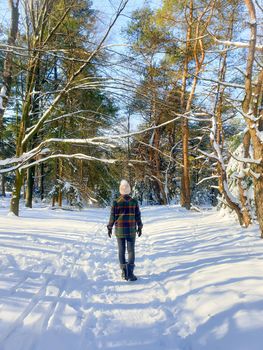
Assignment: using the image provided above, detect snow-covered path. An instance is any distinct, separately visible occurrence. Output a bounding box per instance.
[1,202,263,350]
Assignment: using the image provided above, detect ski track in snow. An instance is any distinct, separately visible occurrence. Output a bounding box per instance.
[0,201,263,350]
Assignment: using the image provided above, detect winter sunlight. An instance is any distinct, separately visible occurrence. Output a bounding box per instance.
[0,0,263,349]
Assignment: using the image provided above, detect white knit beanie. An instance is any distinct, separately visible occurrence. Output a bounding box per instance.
[119,179,131,195]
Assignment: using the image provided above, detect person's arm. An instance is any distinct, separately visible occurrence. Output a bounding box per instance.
[107,201,116,237]
[135,201,143,236]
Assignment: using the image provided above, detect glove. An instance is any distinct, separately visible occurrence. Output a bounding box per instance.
[137,228,142,237]
[107,228,112,238]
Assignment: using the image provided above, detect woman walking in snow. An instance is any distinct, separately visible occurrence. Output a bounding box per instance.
[107,180,143,281]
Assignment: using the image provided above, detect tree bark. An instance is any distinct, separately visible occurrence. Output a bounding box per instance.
[242,0,263,236]
[40,163,44,200]
[1,175,6,197]
[181,118,190,209]
[25,166,35,208]
[153,127,167,205]
[251,104,263,236]
[251,103,263,237]
[58,159,63,207]
[10,169,23,216]
[180,0,193,210]
[237,130,252,227]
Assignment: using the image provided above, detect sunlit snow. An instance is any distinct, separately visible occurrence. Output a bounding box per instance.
[0,198,263,350]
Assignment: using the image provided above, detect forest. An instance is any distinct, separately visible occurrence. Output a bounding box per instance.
[0,0,262,235]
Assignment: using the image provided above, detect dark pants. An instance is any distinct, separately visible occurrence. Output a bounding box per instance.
[116,236,136,265]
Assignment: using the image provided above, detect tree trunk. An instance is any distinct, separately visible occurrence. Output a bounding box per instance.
[237,130,252,227]
[181,1,213,209]
[25,58,40,208]
[251,96,263,237]
[58,191,62,207]
[254,172,263,238]
[219,166,247,227]
[10,170,23,216]
[40,163,44,200]
[181,117,191,209]
[153,128,167,205]
[209,3,252,226]
[242,0,263,236]
[25,166,35,208]
[255,102,263,237]
[251,111,263,236]
[180,0,193,210]
[1,175,6,197]
[58,159,63,207]
[52,195,56,207]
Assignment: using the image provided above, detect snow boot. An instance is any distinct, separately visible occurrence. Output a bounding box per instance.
[120,263,128,280]
[127,263,137,281]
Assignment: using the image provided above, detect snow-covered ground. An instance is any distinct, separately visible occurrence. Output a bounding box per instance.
[1,198,263,350]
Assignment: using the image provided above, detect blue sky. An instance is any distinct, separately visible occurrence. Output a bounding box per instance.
[0,0,161,31]
[0,0,161,51]
[0,0,161,130]
[91,0,161,48]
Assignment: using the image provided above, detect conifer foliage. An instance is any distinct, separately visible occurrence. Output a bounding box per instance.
[0,0,262,237]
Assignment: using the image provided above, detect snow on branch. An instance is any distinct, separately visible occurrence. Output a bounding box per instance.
[0,112,194,174]
[18,153,146,171]
[209,118,226,170]
[86,113,187,141]
[35,137,117,150]
[208,31,263,51]
[0,137,117,170]
[197,149,219,161]
[0,86,7,109]
[0,155,24,167]
[234,167,261,180]
[248,169,261,180]
[223,181,240,205]
[229,151,262,165]
[245,109,262,122]
[0,153,146,174]
[197,175,219,186]
[256,129,263,143]
[214,38,262,51]
[24,113,190,162]
[195,75,246,89]
[26,110,103,133]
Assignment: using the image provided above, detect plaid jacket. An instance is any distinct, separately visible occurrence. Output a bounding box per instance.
[107,195,143,238]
